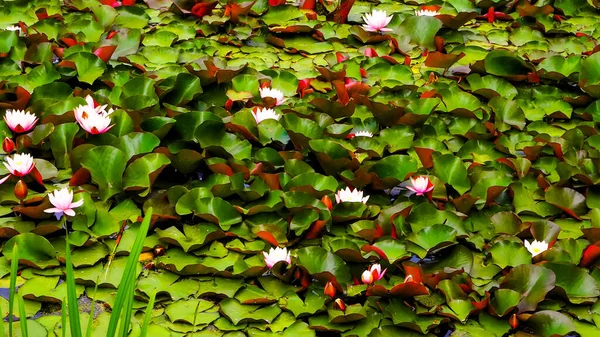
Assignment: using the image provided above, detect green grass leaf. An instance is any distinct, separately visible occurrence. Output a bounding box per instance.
[106,207,153,337]
[65,231,83,337]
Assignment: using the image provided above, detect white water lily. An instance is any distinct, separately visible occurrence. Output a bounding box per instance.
[335,187,369,204]
[253,108,281,123]
[415,9,440,16]
[259,87,287,106]
[4,109,38,133]
[524,239,548,257]
[354,131,373,138]
[4,153,35,177]
[74,95,115,134]
[263,247,291,268]
[362,9,393,33]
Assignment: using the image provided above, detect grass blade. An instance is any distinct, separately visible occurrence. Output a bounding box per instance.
[84,279,99,337]
[9,243,19,337]
[191,299,202,337]
[106,207,153,337]
[65,232,82,337]
[61,298,67,337]
[139,292,156,337]
[0,297,4,337]
[17,295,28,337]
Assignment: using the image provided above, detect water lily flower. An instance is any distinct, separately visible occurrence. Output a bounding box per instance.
[415,8,440,16]
[361,263,387,284]
[4,25,24,36]
[253,108,281,124]
[335,187,369,204]
[354,131,373,138]
[4,153,35,177]
[74,95,115,134]
[362,10,393,33]
[259,87,287,106]
[263,247,291,268]
[4,110,38,133]
[524,239,548,257]
[44,188,84,220]
[406,176,434,196]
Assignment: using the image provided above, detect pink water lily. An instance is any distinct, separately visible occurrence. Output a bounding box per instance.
[0,153,35,185]
[4,110,38,133]
[335,187,369,204]
[361,263,387,284]
[74,95,115,135]
[263,247,291,268]
[406,176,434,196]
[259,87,287,106]
[362,10,393,33]
[44,187,84,220]
[253,108,281,124]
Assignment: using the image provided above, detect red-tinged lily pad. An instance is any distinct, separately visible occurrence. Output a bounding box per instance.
[4,233,57,269]
[544,186,587,219]
[541,262,600,304]
[155,223,225,252]
[295,246,351,286]
[525,310,576,337]
[500,264,556,313]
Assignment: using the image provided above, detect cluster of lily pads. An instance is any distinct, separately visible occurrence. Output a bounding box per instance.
[2,0,600,336]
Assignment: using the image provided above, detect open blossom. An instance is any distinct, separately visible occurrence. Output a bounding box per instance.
[524,239,548,257]
[44,188,84,220]
[259,87,287,106]
[74,95,115,134]
[415,9,440,16]
[406,176,434,196]
[0,153,35,185]
[354,131,373,138]
[4,153,35,177]
[4,110,38,133]
[335,187,369,204]
[253,108,281,124]
[362,10,393,33]
[361,263,387,284]
[263,247,291,268]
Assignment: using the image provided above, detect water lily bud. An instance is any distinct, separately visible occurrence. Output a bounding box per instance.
[324,282,336,298]
[3,137,15,153]
[334,298,346,311]
[509,313,519,329]
[14,180,27,200]
[321,195,333,210]
[153,245,166,257]
[361,270,374,284]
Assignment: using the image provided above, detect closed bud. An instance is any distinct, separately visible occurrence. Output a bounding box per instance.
[14,180,28,200]
[509,313,519,329]
[324,282,336,298]
[334,298,346,311]
[153,245,166,257]
[3,137,14,153]
[321,195,333,211]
